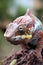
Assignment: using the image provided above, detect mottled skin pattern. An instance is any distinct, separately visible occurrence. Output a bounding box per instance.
[3,9,43,65]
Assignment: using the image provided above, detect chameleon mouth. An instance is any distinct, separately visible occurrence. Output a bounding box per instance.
[11,34,32,41]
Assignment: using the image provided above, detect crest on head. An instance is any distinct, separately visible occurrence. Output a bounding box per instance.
[25,9,31,16]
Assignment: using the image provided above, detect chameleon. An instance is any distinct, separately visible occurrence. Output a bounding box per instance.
[4,9,43,65]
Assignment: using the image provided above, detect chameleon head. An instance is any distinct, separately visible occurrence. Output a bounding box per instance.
[4,9,34,45]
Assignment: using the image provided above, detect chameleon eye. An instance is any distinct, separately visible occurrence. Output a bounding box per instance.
[19,26,23,31]
[18,25,25,35]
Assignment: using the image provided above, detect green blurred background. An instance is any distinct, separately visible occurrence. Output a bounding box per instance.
[0,0,43,63]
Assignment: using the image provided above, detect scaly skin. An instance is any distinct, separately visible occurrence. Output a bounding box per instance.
[4,9,43,65]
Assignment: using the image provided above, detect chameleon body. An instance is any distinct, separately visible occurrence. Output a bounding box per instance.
[4,9,43,65]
